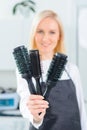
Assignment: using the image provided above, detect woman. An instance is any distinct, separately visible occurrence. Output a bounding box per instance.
[16,10,87,130]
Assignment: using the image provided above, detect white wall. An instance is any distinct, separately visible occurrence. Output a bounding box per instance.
[78,7,87,111]
[0,0,77,71]
[0,1,32,70]
[0,0,77,88]
[0,0,87,112]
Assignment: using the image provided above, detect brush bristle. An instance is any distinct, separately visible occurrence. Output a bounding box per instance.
[29,50,42,78]
[29,50,43,95]
[46,53,67,83]
[13,45,32,78]
[13,46,37,94]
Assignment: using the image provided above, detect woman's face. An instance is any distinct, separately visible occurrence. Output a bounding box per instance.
[34,17,60,57]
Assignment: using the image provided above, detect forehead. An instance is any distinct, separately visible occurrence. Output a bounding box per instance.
[37,17,59,29]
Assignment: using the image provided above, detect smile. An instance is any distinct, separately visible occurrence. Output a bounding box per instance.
[41,43,51,47]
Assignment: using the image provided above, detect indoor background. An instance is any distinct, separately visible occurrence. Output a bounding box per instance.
[0,0,87,129]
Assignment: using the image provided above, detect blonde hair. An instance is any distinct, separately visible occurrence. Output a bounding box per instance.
[29,10,66,54]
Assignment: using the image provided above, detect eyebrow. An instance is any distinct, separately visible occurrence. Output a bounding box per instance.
[36,28,57,31]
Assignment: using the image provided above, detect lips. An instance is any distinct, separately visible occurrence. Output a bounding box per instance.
[41,43,51,47]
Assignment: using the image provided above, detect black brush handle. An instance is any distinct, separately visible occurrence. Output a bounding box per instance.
[22,73,36,94]
[35,78,42,95]
[29,50,42,95]
[43,81,56,98]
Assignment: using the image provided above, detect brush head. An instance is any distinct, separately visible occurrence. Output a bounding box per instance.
[13,45,32,78]
[29,50,42,78]
[46,53,67,84]
[29,49,43,95]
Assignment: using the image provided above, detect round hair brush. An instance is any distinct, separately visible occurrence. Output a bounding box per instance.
[43,53,68,97]
[13,45,36,94]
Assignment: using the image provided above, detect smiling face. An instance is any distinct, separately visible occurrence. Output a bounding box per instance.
[34,17,60,60]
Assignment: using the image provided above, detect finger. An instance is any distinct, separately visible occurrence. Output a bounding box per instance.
[39,109,46,119]
[30,108,46,117]
[27,99,49,106]
[33,109,46,123]
[28,103,49,109]
[27,101,49,111]
[29,95,44,100]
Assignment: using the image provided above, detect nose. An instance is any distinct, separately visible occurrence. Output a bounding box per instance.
[42,33,49,41]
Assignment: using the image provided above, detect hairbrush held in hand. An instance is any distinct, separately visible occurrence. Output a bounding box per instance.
[13,45,36,94]
[29,50,43,95]
[43,53,68,97]
[13,45,67,97]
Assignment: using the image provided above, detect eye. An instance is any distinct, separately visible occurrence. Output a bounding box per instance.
[50,31,56,34]
[36,30,44,34]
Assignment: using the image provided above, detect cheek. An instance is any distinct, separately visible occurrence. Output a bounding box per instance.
[54,34,60,43]
[52,36,58,44]
[52,42,58,50]
[51,35,59,48]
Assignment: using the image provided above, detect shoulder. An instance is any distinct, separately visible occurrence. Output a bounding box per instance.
[65,61,82,95]
[60,61,80,80]
[66,61,79,73]
[65,61,80,79]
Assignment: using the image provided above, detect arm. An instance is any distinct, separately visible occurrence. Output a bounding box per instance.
[69,63,87,130]
[16,69,49,129]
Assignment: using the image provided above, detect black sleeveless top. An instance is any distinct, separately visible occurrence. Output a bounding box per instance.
[29,79,81,130]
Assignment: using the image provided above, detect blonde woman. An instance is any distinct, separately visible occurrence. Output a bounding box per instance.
[16,10,87,130]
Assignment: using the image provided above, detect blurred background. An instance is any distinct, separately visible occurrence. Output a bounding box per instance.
[0,0,87,129]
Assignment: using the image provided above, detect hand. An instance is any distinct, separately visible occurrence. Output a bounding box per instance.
[27,94,49,123]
